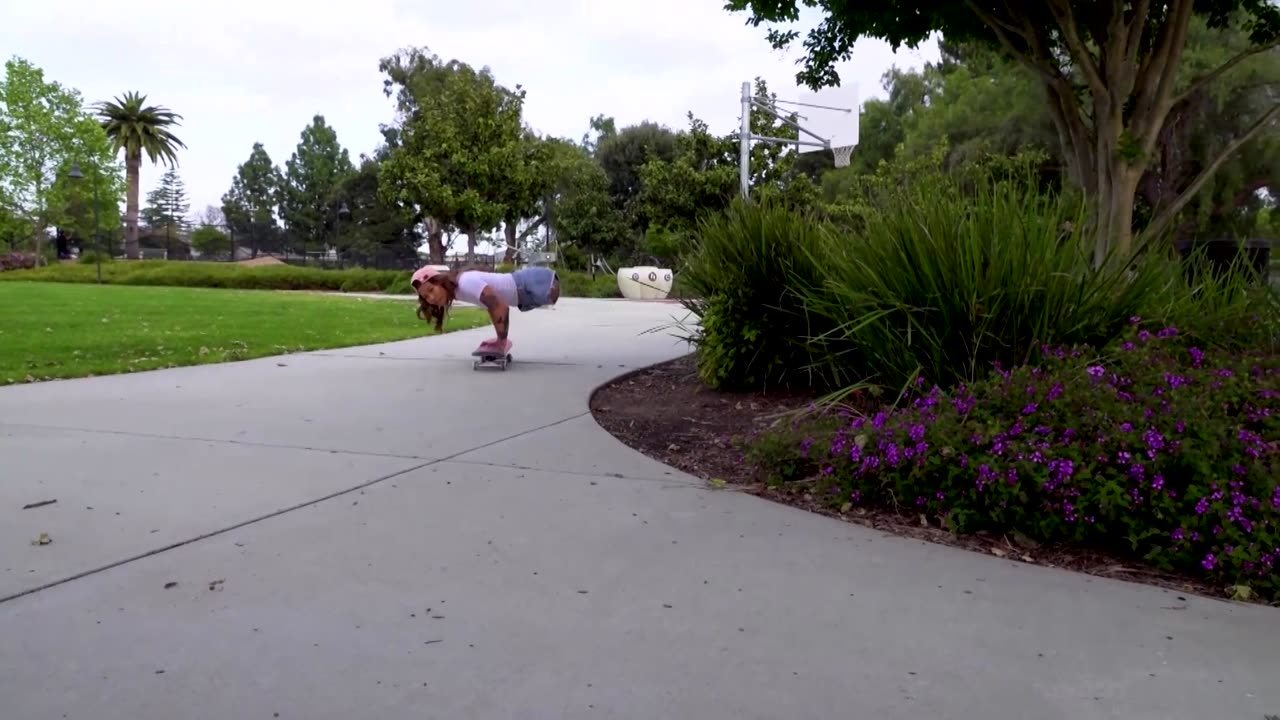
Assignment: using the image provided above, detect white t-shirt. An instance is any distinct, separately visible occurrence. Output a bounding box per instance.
[455,271,519,308]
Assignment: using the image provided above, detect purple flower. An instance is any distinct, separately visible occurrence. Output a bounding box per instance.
[1087,365,1105,378]
[1202,553,1216,571]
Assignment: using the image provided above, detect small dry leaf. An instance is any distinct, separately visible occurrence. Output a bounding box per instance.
[708,478,727,489]
[31,532,51,546]
[208,579,225,591]
[1020,555,1035,563]
[839,502,852,514]
[1228,584,1256,601]
[919,514,929,527]
[164,581,178,590]
[990,547,1008,558]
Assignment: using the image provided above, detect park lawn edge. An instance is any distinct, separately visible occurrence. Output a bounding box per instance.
[1,282,490,385]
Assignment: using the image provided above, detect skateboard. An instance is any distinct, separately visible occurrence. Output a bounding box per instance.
[471,339,513,371]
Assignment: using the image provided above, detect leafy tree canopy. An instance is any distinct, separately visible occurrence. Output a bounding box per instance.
[724,0,1280,259]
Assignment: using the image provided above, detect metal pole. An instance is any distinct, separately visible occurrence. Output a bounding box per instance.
[90,166,102,284]
[739,81,751,201]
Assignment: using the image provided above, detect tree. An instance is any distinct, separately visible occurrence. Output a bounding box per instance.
[580,114,617,154]
[190,223,232,258]
[1138,18,1280,242]
[634,79,810,245]
[378,47,531,260]
[499,130,556,264]
[141,167,190,227]
[140,166,191,255]
[540,137,629,261]
[50,161,122,255]
[221,142,283,258]
[93,91,187,259]
[594,121,679,229]
[332,155,420,266]
[725,0,1280,262]
[0,56,123,263]
[280,114,355,260]
[195,204,224,228]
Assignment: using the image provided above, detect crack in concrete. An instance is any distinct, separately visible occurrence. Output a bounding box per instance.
[441,458,702,486]
[0,411,591,605]
[0,422,432,461]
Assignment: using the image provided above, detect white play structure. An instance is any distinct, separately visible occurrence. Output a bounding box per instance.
[616,266,674,300]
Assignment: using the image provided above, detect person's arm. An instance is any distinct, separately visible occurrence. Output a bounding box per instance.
[478,285,510,341]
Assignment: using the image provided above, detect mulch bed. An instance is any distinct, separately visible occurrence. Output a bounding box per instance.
[590,353,1239,605]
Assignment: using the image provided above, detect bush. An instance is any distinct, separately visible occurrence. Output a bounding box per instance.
[556,270,621,298]
[0,259,405,292]
[0,251,38,272]
[77,250,114,265]
[680,151,1275,395]
[0,259,635,302]
[677,200,834,390]
[774,321,1279,600]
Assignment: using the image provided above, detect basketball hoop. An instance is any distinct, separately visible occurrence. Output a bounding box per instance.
[832,145,854,168]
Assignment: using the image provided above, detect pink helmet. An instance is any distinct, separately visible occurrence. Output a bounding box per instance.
[411,265,441,288]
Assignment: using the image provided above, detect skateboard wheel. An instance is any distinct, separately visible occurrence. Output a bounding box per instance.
[505,354,513,363]
[473,360,480,370]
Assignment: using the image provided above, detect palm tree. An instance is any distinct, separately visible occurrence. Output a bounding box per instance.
[94,92,187,259]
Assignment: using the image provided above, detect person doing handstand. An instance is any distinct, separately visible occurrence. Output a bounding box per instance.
[411,264,561,349]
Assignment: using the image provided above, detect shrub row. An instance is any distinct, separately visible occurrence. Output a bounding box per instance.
[683,150,1279,599]
[748,323,1280,600]
[0,252,38,272]
[678,157,1278,394]
[0,259,626,298]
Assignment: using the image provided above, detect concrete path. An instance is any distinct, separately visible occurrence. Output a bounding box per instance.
[0,298,1275,720]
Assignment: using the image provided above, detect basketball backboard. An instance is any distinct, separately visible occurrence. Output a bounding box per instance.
[738,79,861,198]
[794,83,859,154]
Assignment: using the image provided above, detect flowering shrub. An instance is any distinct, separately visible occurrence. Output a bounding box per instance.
[808,321,1279,599]
[0,252,37,272]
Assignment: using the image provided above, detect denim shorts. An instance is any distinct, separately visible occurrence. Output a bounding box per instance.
[511,266,558,312]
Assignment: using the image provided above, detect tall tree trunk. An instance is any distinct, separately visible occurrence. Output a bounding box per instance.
[424,216,445,263]
[124,152,141,259]
[32,177,46,266]
[503,219,518,264]
[464,227,477,262]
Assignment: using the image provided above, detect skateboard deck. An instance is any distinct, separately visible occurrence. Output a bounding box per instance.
[471,339,513,371]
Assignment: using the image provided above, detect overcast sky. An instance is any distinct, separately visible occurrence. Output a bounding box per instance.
[2,0,939,221]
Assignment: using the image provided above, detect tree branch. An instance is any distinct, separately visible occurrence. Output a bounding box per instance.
[1136,0,1196,158]
[963,0,1058,83]
[1123,0,1152,66]
[516,215,545,242]
[1045,0,1108,97]
[1172,39,1280,106]
[1142,101,1280,242]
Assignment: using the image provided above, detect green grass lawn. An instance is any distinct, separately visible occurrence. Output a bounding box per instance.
[0,282,488,384]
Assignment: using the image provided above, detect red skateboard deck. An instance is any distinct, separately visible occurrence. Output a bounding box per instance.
[471,339,513,371]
